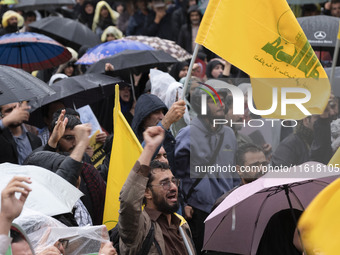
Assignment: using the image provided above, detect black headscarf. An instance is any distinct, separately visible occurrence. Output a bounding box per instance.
[206,60,223,78]
[169,61,189,81]
[256,209,303,255]
[78,1,95,29]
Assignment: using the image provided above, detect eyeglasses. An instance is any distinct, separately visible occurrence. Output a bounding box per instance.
[149,178,180,190]
[57,239,69,249]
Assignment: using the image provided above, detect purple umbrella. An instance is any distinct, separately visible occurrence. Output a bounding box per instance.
[76,39,154,65]
[203,161,340,254]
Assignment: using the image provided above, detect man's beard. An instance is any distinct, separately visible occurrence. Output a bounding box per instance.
[6,23,18,32]
[152,190,179,214]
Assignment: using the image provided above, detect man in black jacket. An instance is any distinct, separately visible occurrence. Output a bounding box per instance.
[0,102,41,164]
[131,93,186,170]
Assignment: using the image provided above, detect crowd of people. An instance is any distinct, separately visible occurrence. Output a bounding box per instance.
[0,0,340,254]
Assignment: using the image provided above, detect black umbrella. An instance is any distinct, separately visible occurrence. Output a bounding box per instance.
[86,50,178,74]
[29,73,128,128]
[297,15,340,48]
[0,65,55,106]
[28,17,101,51]
[12,0,74,11]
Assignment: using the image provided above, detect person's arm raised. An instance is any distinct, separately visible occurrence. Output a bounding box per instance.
[138,126,165,169]
[0,176,31,236]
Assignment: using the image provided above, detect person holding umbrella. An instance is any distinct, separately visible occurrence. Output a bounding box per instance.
[0,102,42,165]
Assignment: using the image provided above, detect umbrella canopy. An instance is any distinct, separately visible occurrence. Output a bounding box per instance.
[297,15,340,48]
[203,162,340,254]
[0,32,72,72]
[76,39,154,65]
[12,0,74,11]
[29,73,128,128]
[28,16,101,51]
[86,50,178,74]
[125,35,192,61]
[0,65,55,106]
[0,163,83,216]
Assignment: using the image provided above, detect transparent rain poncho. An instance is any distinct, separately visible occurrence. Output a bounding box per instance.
[150,69,191,136]
[14,209,110,255]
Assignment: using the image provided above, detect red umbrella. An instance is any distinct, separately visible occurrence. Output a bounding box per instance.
[0,32,71,72]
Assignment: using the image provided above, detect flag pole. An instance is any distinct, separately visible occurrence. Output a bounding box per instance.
[330,21,340,85]
[182,43,200,103]
[330,40,339,86]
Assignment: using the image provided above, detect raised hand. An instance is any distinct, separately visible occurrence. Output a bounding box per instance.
[48,109,68,148]
[161,100,186,130]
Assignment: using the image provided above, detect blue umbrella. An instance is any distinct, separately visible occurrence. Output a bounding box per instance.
[76,39,154,65]
[0,32,71,72]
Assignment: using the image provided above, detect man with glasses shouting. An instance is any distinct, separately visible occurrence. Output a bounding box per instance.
[119,126,196,255]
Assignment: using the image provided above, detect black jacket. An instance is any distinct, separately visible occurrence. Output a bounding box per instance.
[272,118,333,167]
[24,151,82,186]
[0,127,42,164]
[131,94,177,170]
[132,93,168,142]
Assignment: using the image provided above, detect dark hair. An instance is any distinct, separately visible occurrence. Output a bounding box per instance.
[24,11,36,19]
[143,160,171,205]
[331,0,340,4]
[206,60,224,78]
[10,228,25,243]
[147,160,171,186]
[236,143,264,166]
[50,112,81,132]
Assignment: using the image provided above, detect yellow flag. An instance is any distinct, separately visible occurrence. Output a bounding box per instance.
[297,150,340,254]
[328,146,340,166]
[196,0,330,119]
[103,85,143,230]
[0,0,18,4]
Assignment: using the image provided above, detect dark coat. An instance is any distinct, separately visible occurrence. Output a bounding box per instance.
[131,94,177,170]
[272,118,333,167]
[131,93,168,143]
[0,128,42,164]
[145,10,175,41]
[176,5,202,53]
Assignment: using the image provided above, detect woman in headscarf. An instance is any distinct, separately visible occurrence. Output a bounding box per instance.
[100,25,123,42]
[92,1,119,36]
[78,0,95,29]
[206,59,224,79]
[169,61,189,81]
[55,47,82,77]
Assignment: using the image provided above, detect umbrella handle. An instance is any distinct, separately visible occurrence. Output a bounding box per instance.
[284,185,308,255]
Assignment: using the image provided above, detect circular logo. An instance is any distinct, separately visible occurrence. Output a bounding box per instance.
[314,31,326,40]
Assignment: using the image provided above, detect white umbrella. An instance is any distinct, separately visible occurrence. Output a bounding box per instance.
[0,163,83,216]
